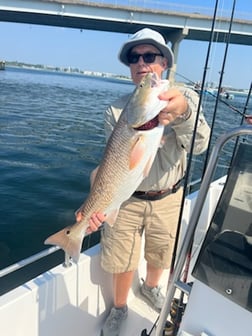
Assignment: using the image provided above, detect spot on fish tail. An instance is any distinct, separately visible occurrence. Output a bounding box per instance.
[44,226,83,263]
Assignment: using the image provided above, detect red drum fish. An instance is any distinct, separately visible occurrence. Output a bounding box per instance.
[45,72,169,261]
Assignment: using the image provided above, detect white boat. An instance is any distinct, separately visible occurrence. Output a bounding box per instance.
[220,91,235,100]
[0,124,252,336]
[0,60,5,70]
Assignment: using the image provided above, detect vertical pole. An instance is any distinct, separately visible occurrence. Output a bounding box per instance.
[166,28,188,84]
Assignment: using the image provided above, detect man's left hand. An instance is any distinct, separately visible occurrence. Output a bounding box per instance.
[158,88,188,125]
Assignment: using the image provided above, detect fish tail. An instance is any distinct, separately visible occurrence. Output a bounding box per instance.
[44,225,84,262]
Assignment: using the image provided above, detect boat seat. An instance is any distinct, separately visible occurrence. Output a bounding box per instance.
[209,229,252,267]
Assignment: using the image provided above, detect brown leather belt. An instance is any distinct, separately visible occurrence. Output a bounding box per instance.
[132,179,182,201]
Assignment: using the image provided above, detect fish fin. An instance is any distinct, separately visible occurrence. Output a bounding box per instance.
[129,135,146,170]
[105,209,119,226]
[44,224,85,263]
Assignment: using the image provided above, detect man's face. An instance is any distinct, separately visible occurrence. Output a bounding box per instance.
[128,44,168,85]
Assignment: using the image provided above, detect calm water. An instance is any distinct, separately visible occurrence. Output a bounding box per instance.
[0,67,250,277]
[0,67,133,271]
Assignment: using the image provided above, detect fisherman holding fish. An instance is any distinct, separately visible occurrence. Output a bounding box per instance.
[86,28,210,336]
[46,28,210,336]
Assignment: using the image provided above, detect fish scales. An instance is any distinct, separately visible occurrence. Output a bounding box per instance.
[82,121,134,212]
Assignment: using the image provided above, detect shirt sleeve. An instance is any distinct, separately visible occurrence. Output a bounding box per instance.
[171,86,210,155]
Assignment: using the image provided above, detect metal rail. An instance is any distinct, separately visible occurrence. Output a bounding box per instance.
[0,246,62,278]
[154,125,252,336]
[0,176,202,280]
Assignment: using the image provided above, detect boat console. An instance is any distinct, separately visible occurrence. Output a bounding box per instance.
[178,141,252,335]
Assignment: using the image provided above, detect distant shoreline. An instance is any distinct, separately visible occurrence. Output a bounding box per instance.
[5,61,132,83]
[4,62,249,94]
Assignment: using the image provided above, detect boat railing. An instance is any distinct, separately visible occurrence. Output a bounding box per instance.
[0,246,73,279]
[155,125,252,336]
[0,180,202,280]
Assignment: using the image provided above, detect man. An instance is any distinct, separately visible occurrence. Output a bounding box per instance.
[77,28,210,336]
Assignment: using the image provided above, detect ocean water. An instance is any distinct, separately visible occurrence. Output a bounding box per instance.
[0,68,133,270]
[0,67,250,291]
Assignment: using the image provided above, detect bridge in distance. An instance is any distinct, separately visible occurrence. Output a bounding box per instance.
[1,0,252,46]
[1,0,251,82]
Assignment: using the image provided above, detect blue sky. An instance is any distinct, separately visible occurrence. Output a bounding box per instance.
[1,0,251,89]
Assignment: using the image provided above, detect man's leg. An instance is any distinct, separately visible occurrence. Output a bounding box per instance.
[145,263,164,287]
[101,272,134,336]
[140,264,165,311]
[113,271,135,307]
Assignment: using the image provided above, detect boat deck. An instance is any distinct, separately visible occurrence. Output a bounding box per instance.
[0,176,231,336]
[119,269,170,336]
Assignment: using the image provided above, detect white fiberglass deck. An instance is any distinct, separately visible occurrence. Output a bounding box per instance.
[0,243,169,336]
[0,177,225,336]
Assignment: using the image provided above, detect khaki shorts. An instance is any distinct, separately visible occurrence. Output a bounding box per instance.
[101,188,183,273]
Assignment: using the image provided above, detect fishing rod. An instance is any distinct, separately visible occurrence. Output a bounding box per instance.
[173,70,252,120]
[169,0,220,283]
[166,1,223,334]
[202,0,237,174]
[169,2,250,336]
[140,1,221,335]
[141,1,251,334]
[229,81,252,175]
[243,82,252,124]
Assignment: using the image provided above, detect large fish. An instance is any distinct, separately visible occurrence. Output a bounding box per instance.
[44,72,169,261]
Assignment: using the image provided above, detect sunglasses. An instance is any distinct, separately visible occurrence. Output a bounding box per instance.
[127,52,163,64]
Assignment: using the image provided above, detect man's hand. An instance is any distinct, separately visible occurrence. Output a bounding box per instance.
[86,212,106,234]
[158,88,188,126]
[75,210,106,234]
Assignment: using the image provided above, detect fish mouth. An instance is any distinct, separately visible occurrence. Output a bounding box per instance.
[134,115,159,130]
